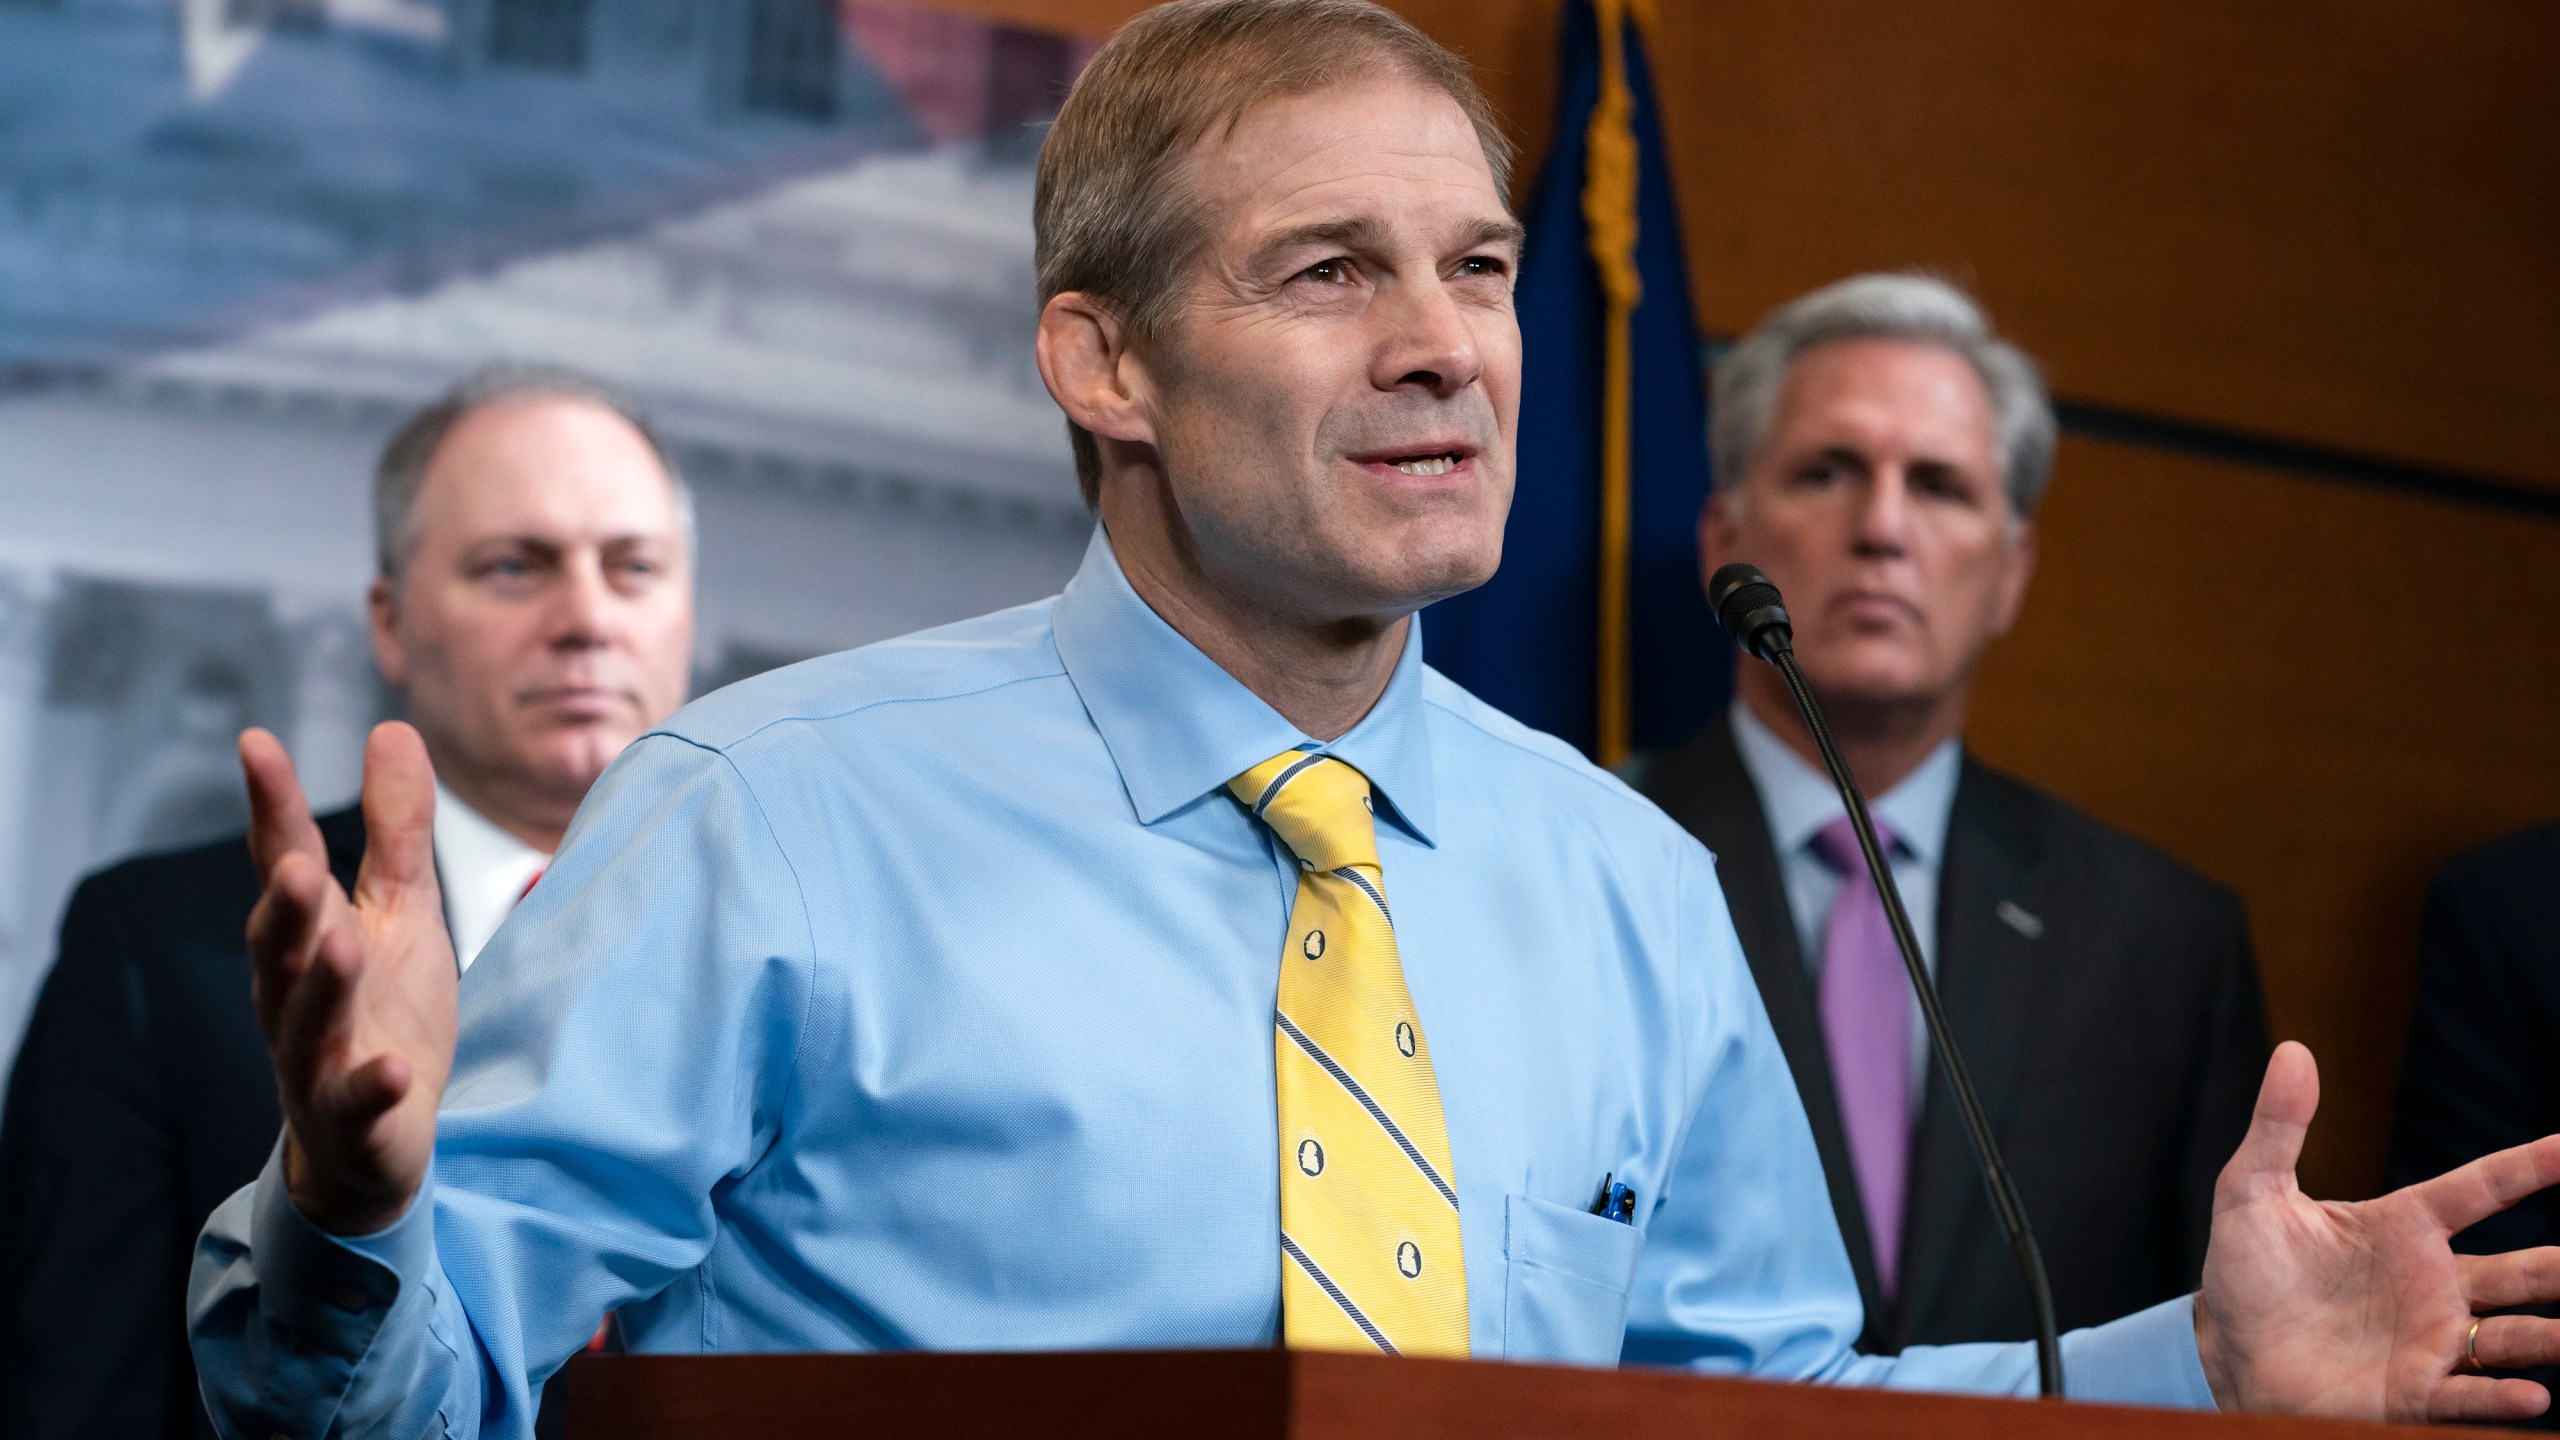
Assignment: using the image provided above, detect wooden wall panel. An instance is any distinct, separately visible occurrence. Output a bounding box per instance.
[1648,0,2560,489]
[1966,438,2560,1198]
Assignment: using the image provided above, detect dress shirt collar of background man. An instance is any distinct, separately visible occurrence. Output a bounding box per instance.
[199,3,2560,1433]
[0,363,694,1440]
[1638,274,2268,1355]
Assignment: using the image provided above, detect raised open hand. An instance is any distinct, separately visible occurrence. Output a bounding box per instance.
[2196,1040,2560,1422]
[242,723,456,1236]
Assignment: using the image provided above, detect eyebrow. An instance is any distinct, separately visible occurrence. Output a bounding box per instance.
[1462,216,1528,257]
[1250,216,1389,269]
[1248,214,1528,272]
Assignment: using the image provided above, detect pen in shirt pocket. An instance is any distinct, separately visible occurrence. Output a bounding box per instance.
[1589,1172,1637,1224]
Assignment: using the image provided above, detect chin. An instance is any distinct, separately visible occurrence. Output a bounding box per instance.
[1792,640,1925,702]
[1362,521,1504,608]
[521,726,633,792]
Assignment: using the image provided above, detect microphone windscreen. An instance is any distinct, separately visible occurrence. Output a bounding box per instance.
[1707,564,1791,658]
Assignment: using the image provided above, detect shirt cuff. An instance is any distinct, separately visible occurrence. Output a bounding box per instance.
[248,1141,436,1356]
[2063,1293,2216,1409]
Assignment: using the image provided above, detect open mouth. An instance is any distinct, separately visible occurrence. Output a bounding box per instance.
[1378,450,1464,477]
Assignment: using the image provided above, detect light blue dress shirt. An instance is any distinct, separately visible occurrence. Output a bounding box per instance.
[1729,700,1960,1110]
[190,531,2211,1438]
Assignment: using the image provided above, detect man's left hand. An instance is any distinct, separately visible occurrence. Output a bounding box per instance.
[2198,1040,2560,1422]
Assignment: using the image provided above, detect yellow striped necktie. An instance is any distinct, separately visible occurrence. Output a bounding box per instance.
[1230,750,1469,1358]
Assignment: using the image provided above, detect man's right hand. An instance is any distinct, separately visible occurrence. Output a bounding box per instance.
[242,722,456,1236]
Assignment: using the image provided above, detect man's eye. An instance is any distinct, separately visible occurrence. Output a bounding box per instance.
[1457,255,1508,278]
[484,557,532,578]
[1910,467,1980,504]
[1299,258,1353,285]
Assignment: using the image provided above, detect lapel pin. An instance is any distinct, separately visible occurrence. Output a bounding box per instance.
[1996,900,2044,940]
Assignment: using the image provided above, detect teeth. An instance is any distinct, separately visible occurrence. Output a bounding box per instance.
[1392,453,1458,476]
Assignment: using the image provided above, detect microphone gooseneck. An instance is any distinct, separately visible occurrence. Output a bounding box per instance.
[1706,563,2066,1400]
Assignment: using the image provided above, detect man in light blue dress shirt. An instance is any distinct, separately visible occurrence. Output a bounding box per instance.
[191,3,2560,1436]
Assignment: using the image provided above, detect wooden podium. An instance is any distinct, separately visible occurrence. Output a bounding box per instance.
[558,1349,2447,1439]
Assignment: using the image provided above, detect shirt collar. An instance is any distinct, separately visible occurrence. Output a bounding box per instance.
[432,780,551,970]
[1050,526,1437,845]
[1728,699,1960,866]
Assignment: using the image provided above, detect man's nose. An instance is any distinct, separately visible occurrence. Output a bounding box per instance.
[1371,272,1483,398]
[547,554,620,648]
[1851,467,1913,553]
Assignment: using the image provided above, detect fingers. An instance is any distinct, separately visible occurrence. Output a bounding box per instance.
[245,848,342,1040]
[2215,1040,2318,1210]
[2418,1134,2560,1238]
[352,722,440,914]
[270,919,365,1105]
[2474,1314,2560,1372]
[240,728,326,880]
[326,1052,415,1132]
[2427,1376,2549,1425]
[2463,1248,2560,1310]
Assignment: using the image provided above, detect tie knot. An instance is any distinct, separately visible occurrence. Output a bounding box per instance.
[1229,751,1378,873]
[1811,814,1897,875]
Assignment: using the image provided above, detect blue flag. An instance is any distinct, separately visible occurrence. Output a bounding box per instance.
[1425,0,1725,762]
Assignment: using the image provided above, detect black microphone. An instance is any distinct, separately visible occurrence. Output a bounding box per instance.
[1707,562,2065,1400]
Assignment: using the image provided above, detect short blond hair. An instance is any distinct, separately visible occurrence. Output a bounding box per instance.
[1035,0,1514,507]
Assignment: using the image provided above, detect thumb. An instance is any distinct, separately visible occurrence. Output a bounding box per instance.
[2219,1040,2319,1210]
[351,722,440,913]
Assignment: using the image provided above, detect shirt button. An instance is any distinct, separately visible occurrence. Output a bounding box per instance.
[330,1284,367,1313]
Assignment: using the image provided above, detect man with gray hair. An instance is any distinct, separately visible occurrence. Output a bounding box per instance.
[1637,272,2268,1352]
[0,363,693,1439]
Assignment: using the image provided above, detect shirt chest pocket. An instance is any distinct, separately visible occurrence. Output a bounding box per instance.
[1499,1192,1646,1364]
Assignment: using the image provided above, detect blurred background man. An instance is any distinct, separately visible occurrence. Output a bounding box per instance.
[2390,820,2560,1425]
[1632,274,2268,1350]
[0,364,695,1440]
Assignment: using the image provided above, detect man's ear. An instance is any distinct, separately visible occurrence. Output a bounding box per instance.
[1036,292,1159,450]
[1698,490,1735,587]
[1987,516,2039,639]
[367,575,410,690]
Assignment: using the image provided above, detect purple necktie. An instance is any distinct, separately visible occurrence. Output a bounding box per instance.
[1812,815,1912,1298]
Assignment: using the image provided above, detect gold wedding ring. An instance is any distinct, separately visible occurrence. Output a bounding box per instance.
[2464,1317,2486,1374]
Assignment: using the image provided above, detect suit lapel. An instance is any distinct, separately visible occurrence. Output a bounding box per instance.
[1643,718,1891,1344]
[1891,754,2058,1345]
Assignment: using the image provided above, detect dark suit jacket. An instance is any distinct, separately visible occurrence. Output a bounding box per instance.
[2386,823,2560,1422]
[1639,715,2269,1351]
[0,810,363,1440]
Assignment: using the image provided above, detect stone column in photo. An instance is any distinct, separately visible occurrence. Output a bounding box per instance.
[280,595,377,816]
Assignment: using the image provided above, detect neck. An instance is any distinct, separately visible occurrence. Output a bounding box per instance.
[419,740,571,854]
[1737,663,1965,798]
[1100,506,1403,744]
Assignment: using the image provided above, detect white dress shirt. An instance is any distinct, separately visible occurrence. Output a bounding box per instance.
[432,782,551,973]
